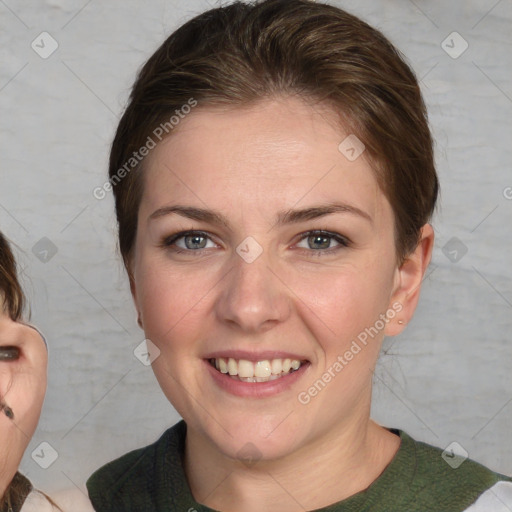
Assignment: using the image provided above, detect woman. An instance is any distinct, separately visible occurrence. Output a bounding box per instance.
[0,233,93,512]
[0,231,50,511]
[86,1,512,510]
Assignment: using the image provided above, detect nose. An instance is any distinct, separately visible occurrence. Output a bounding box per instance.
[215,246,291,334]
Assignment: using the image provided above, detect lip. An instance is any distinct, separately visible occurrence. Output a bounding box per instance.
[203,350,308,362]
[204,358,311,398]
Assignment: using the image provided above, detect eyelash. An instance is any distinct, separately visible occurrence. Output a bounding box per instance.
[160,230,350,257]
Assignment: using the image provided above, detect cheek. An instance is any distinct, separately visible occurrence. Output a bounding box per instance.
[135,258,214,348]
[289,262,394,342]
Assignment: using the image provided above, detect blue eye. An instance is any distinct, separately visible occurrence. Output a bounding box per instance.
[161,229,350,257]
[162,231,215,254]
[178,233,208,250]
[295,230,350,255]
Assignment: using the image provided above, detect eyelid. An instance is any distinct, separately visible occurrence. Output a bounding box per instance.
[294,230,351,253]
[161,230,219,251]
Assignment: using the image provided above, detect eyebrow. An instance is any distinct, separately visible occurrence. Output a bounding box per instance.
[149,202,372,227]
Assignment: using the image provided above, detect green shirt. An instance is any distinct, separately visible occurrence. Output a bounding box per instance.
[86,420,512,511]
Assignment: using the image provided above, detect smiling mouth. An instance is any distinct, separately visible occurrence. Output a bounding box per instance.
[208,357,308,383]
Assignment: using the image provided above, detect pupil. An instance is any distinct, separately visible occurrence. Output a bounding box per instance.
[310,235,329,250]
[186,235,206,249]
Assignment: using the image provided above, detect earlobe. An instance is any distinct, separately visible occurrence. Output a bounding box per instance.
[385,224,435,337]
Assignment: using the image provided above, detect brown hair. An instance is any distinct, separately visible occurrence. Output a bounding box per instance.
[108,0,438,269]
[0,234,28,510]
[1,473,32,512]
[0,232,24,321]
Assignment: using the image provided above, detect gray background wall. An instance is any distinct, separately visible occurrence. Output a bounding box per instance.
[1,0,511,495]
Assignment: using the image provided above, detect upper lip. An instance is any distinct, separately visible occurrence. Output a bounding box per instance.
[203,350,309,362]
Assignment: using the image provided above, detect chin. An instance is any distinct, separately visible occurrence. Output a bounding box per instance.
[198,412,305,464]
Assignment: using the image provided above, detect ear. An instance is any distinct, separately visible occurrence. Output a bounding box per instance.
[128,268,143,330]
[385,223,434,336]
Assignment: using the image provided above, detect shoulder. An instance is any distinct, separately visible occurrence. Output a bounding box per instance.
[20,489,94,512]
[86,421,187,510]
[20,491,55,512]
[395,429,512,511]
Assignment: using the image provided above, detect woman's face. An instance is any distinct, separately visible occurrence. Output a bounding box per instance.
[131,96,411,461]
[0,310,47,496]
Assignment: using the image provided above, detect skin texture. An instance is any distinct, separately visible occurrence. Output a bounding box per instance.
[0,312,47,499]
[130,96,434,512]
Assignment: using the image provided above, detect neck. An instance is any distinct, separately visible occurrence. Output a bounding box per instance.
[184,412,400,512]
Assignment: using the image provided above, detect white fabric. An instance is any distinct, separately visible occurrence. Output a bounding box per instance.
[20,488,95,512]
[19,492,54,512]
[464,481,512,512]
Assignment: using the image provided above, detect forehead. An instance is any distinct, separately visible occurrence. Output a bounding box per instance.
[140,96,390,224]
[0,312,46,348]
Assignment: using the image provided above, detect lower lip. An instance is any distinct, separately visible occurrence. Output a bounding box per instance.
[204,359,310,398]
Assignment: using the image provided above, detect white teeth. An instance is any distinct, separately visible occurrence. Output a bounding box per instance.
[238,359,254,378]
[211,357,304,381]
[271,359,282,375]
[218,358,228,374]
[228,358,237,375]
[254,360,271,378]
